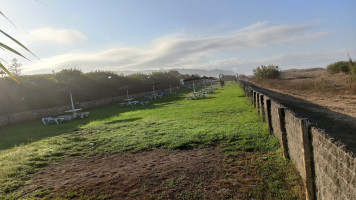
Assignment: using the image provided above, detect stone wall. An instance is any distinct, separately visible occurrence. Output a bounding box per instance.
[270,101,283,143]
[240,82,356,200]
[284,110,306,180]
[311,127,356,200]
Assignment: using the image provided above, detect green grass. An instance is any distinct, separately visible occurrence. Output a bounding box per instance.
[0,82,303,199]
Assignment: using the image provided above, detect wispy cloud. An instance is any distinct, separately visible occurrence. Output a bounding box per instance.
[28,27,88,46]
[24,22,330,74]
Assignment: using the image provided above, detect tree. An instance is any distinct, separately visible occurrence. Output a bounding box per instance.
[253,65,281,80]
[8,58,23,76]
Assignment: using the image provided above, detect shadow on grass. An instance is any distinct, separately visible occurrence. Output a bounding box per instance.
[0,90,199,151]
[204,96,216,99]
[104,117,142,125]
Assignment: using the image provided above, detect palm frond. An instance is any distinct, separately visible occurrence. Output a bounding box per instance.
[0,11,41,84]
[0,42,29,60]
[0,29,41,61]
[0,11,16,28]
[0,58,8,64]
[0,62,19,84]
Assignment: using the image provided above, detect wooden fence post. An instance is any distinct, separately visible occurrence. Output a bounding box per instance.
[300,119,315,200]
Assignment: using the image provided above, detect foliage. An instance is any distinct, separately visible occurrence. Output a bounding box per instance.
[326,61,351,74]
[348,55,356,81]
[238,74,247,80]
[7,58,23,76]
[253,65,281,80]
[0,84,303,198]
[348,55,356,93]
[0,69,186,115]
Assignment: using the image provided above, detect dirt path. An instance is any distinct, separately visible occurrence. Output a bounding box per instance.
[24,148,264,199]
[241,80,356,154]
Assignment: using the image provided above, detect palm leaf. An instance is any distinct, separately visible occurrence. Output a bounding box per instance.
[0,42,29,60]
[0,58,8,64]
[0,11,16,28]
[0,29,41,61]
[0,11,40,84]
[0,62,19,84]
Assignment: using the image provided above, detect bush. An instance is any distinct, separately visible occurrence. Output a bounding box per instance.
[0,69,189,114]
[253,65,281,80]
[238,74,247,80]
[326,61,351,74]
[348,56,356,93]
[349,58,356,81]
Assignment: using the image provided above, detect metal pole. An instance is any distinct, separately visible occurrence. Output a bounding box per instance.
[169,76,172,92]
[70,91,75,110]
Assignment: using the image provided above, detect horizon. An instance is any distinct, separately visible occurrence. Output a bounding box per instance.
[1,0,355,75]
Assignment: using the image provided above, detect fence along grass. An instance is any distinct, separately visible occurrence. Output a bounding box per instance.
[0,69,189,115]
[0,83,305,199]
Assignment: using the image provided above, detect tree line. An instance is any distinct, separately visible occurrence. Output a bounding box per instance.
[0,69,191,115]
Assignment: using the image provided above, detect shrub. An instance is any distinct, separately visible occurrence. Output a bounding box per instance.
[349,58,356,81]
[0,69,188,114]
[348,56,356,93]
[326,61,351,74]
[238,74,247,80]
[253,65,281,80]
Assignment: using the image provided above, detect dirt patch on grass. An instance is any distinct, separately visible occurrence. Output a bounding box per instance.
[24,148,268,199]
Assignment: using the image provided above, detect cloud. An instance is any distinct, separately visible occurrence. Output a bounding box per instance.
[28,27,88,46]
[189,49,356,75]
[23,22,330,74]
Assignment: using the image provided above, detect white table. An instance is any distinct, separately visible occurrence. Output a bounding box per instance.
[151,93,159,99]
[191,92,200,99]
[124,98,134,106]
[64,108,82,118]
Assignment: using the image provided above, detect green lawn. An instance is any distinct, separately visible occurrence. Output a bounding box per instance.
[0,83,304,199]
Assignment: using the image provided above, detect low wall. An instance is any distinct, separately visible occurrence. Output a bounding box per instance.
[312,127,356,200]
[240,81,356,200]
[0,91,149,127]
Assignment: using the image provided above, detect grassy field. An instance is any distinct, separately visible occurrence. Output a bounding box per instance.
[0,83,304,199]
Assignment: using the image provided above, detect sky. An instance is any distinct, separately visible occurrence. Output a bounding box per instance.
[1,0,356,75]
